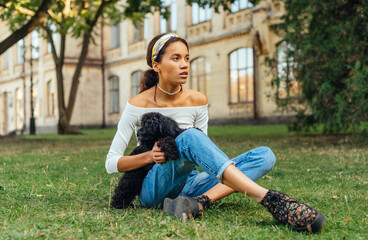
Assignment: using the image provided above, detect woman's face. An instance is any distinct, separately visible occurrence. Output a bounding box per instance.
[154,41,190,86]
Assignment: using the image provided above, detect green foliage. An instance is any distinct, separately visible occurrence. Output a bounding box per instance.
[0,0,44,31]
[267,0,368,134]
[0,0,117,41]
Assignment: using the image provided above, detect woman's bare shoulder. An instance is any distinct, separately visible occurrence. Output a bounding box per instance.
[128,89,154,108]
[183,87,208,106]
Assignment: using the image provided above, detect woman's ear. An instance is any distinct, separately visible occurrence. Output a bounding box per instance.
[152,61,160,73]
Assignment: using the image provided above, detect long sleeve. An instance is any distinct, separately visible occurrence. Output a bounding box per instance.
[194,105,208,135]
[105,103,208,174]
[105,106,138,174]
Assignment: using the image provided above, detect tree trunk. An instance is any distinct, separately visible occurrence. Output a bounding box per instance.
[49,0,111,134]
[0,0,51,54]
[55,34,77,134]
[45,26,71,135]
[65,32,91,122]
[57,109,71,134]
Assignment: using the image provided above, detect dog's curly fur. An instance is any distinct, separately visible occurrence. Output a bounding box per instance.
[111,112,192,209]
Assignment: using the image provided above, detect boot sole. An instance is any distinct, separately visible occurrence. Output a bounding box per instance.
[163,196,199,221]
[292,210,326,233]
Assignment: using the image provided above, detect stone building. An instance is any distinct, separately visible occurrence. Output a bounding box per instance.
[0,0,290,135]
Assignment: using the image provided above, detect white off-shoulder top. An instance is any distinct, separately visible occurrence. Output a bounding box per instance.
[105,102,209,174]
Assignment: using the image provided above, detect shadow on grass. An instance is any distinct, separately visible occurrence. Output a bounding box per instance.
[0,135,58,144]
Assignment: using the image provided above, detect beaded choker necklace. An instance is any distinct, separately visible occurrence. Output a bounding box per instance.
[157,84,182,95]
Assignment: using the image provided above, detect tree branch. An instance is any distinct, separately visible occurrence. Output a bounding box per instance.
[16,6,35,16]
[42,24,58,64]
[0,0,52,55]
[62,0,71,16]
[47,9,59,22]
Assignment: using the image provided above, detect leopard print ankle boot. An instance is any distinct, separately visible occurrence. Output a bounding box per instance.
[260,190,325,233]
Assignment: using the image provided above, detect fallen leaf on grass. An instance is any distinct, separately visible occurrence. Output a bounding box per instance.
[345,216,349,223]
[332,195,339,199]
[37,231,45,237]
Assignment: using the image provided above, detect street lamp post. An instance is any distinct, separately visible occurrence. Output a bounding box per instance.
[29,44,37,135]
[21,42,27,135]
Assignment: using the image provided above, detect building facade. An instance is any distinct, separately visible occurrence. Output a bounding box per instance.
[0,0,289,135]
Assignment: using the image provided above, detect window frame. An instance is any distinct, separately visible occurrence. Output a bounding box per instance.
[230,0,253,13]
[190,57,207,95]
[228,47,255,104]
[17,39,25,64]
[110,23,120,49]
[31,30,40,59]
[191,2,212,25]
[160,0,177,34]
[108,75,120,114]
[132,18,148,43]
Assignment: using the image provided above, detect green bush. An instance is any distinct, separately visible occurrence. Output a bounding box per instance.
[267,0,368,134]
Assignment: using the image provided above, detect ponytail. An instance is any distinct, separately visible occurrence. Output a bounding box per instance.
[140,69,158,93]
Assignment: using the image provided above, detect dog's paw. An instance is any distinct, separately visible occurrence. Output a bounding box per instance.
[157,136,179,160]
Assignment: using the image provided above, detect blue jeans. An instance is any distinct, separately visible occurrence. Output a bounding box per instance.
[139,128,276,208]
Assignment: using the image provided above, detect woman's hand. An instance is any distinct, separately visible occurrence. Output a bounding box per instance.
[151,141,166,164]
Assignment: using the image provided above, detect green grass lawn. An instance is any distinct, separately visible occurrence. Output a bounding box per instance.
[1,126,367,239]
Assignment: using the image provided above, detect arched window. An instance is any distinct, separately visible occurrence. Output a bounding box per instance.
[108,76,120,113]
[229,48,254,104]
[190,57,208,94]
[131,71,143,97]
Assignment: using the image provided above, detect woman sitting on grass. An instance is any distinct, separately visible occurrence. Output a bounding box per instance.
[106,33,325,233]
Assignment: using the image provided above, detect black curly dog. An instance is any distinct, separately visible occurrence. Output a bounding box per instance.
[111,112,199,209]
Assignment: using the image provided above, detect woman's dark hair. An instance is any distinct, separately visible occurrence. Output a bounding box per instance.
[140,34,189,93]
